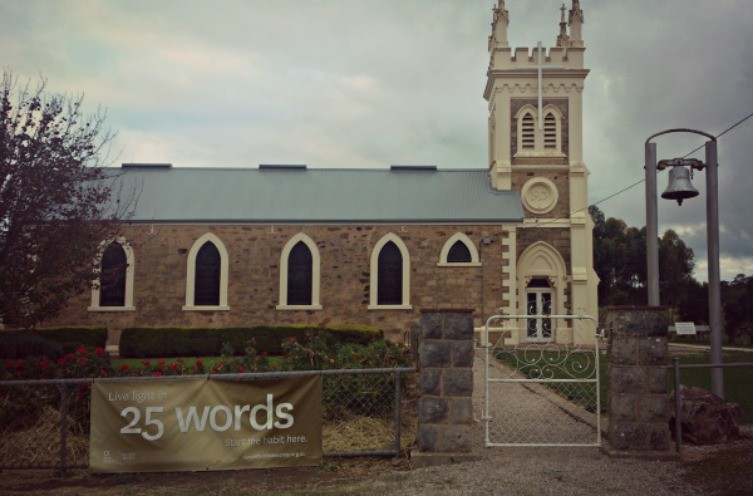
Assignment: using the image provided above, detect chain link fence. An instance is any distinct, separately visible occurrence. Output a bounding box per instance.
[0,368,417,473]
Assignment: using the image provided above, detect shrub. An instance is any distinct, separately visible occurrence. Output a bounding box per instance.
[118,325,383,358]
[1,327,108,354]
[0,333,64,360]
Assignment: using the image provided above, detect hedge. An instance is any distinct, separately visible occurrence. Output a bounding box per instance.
[118,325,384,358]
[0,327,108,356]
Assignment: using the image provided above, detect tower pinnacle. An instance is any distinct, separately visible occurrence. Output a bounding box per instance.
[568,0,584,47]
[489,0,510,50]
[556,3,570,47]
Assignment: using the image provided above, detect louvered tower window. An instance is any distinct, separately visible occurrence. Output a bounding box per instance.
[544,112,557,149]
[521,113,535,150]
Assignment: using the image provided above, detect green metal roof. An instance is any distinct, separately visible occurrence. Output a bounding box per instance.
[110,166,523,224]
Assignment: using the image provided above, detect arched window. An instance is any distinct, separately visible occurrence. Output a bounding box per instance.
[184,233,229,310]
[99,242,127,307]
[277,233,322,310]
[369,233,411,309]
[378,242,402,305]
[447,242,472,263]
[521,112,535,150]
[89,238,135,312]
[438,233,481,267]
[515,104,564,156]
[194,242,221,306]
[543,112,557,150]
[287,242,313,305]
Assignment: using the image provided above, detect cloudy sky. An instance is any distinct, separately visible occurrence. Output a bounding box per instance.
[2,0,753,282]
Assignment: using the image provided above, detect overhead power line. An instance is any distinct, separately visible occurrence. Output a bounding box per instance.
[533,110,753,226]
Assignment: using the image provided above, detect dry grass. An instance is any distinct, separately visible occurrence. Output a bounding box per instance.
[323,414,416,453]
[0,407,89,468]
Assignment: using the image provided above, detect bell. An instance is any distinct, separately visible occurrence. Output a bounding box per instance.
[661,165,699,205]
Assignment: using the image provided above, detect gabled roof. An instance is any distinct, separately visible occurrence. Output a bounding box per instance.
[110,166,523,224]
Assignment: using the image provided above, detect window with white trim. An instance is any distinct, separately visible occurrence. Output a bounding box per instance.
[515,104,564,156]
[438,233,481,267]
[184,233,229,311]
[277,233,322,310]
[89,238,135,311]
[369,233,411,309]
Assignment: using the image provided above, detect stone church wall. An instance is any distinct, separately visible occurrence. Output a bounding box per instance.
[46,223,513,343]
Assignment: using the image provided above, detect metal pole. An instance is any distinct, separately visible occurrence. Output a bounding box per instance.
[673,357,682,453]
[58,384,69,476]
[394,370,402,456]
[706,140,725,399]
[645,141,660,306]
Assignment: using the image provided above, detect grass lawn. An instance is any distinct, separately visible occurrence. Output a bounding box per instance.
[673,350,753,423]
[494,347,753,422]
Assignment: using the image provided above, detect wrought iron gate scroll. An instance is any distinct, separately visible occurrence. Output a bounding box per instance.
[482,314,601,447]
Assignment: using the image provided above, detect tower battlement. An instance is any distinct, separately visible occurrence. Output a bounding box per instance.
[489,45,585,71]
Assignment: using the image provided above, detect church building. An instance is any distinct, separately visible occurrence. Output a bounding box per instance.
[48,0,599,346]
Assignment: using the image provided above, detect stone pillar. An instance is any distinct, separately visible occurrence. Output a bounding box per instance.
[604,306,675,457]
[411,309,479,467]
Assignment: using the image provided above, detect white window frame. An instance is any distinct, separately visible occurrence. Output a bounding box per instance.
[183,233,230,311]
[89,237,136,312]
[277,233,322,310]
[369,233,412,310]
[438,233,481,267]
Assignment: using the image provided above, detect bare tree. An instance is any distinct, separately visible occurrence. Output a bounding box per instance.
[0,70,131,329]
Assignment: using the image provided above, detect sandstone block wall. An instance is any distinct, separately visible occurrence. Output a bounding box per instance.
[46,224,512,342]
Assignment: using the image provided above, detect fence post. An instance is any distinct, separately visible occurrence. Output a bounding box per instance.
[603,306,676,457]
[57,384,69,476]
[673,357,682,452]
[411,309,481,467]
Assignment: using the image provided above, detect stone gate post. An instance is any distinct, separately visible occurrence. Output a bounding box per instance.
[604,306,675,456]
[411,309,480,467]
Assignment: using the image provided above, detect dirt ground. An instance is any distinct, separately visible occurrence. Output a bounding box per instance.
[2,430,752,496]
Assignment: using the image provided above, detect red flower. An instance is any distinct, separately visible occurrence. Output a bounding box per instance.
[120,364,130,371]
[238,367,245,373]
[57,358,67,366]
[141,359,151,367]
[153,371,163,377]
[76,346,87,355]
[158,359,166,365]
[77,391,86,399]
[168,363,179,371]
[77,358,87,365]
[195,359,203,366]
[40,360,49,369]
[211,368,219,374]
[95,347,105,357]
[81,383,89,390]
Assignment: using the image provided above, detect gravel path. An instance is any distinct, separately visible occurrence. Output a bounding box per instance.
[341,349,703,496]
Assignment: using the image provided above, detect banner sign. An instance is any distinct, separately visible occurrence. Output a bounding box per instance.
[90,376,322,473]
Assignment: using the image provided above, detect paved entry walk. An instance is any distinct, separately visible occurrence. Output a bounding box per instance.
[472,348,603,448]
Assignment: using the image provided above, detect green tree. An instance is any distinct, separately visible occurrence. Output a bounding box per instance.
[0,71,129,329]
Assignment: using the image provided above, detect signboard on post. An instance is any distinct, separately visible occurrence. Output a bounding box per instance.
[90,375,322,473]
[675,322,697,336]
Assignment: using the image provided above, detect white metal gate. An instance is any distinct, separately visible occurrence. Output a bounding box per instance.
[482,314,601,447]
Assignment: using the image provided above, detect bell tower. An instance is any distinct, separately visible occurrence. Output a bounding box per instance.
[484,0,598,343]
